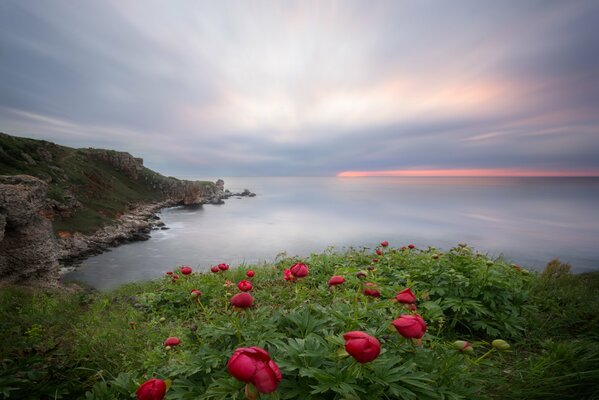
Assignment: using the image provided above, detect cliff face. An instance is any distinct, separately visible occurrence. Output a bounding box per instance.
[0,175,59,285]
[0,133,238,284]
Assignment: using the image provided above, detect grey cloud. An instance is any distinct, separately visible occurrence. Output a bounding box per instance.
[1,0,598,176]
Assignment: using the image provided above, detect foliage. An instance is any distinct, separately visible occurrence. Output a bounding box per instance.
[0,132,212,234]
[0,245,598,399]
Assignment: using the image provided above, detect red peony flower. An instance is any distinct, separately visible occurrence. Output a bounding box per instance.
[363,288,381,298]
[227,346,282,393]
[211,266,220,273]
[392,314,427,339]
[380,241,389,247]
[283,269,294,281]
[376,249,383,256]
[136,378,166,400]
[218,263,230,271]
[165,271,173,276]
[163,337,181,347]
[238,280,253,292]
[328,275,345,286]
[231,292,254,308]
[343,331,381,363]
[180,266,192,275]
[372,258,379,263]
[356,271,367,279]
[395,288,416,304]
[408,244,415,249]
[290,263,309,278]
[401,246,407,251]
[246,270,255,278]
[190,289,201,298]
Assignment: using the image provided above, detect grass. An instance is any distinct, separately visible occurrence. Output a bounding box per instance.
[0,245,598,399]
[0,132,212,234]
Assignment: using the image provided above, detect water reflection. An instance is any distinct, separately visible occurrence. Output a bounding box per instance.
[63,177,599,290]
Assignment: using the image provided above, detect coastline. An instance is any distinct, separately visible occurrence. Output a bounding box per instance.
[57,188,257,273]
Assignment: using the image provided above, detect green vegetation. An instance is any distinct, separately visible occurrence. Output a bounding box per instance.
[0,246,598,399]
[0,133,211,234]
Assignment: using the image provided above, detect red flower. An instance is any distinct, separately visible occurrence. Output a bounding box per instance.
[283,269,293,281]
[380,241,389,247]
[171,274,179,281]
[376,249,383,256]
[328,275,345,286]
[246,270,255,278]
[136,378,166,400]
[238,280,253,292]
[343,331,381,363]
[395,288,416,304]
[290,263,309,278]
[163,337,181,347]
[372,258,379,263]
[363,288,381,297]
[392,314,427,339]
[210,266,220,273]
[356,271,367,279]
[218,263,230,271]
[165,271,173,276]
[190,289,201,298]
[227,346,282,393]
[401,246,407,251]
[181,266,192,275]
[231,292,254,308]
[408,244,415,249]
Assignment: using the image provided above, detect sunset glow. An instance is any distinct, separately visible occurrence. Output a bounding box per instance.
[337,169,599,178]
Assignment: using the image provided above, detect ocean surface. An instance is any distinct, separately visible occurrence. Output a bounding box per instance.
[63,177,599,290]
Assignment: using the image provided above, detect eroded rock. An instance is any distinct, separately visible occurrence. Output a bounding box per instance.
[0,175,59,285]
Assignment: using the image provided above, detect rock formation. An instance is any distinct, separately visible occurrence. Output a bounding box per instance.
[0,175,59,285]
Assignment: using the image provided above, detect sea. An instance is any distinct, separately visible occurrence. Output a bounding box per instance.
[62,177,599,290]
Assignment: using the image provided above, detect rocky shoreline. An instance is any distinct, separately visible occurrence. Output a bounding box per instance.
[57,187,256,271]
[0,174,255,285]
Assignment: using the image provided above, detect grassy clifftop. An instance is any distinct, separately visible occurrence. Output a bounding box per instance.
[0,132,211,233]
[0,246,597,399]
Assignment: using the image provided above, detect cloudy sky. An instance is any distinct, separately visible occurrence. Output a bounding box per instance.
[1,0,598,176]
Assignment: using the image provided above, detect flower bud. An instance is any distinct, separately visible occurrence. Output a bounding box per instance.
[453,340,474,354]
[492,339,510,350]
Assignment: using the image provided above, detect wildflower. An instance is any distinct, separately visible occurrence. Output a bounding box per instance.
[328,275,345,286]
[218,263,230,271]
[290,263,309,278]
[392,315,427,339]
[136,378,166,400]
[180,266,192,275]
[227,347,282,393]
[395,288,416,304]
[238,280,253,292]
[163,337,181,347]
[343,331,381,363]
[231,292,254,309]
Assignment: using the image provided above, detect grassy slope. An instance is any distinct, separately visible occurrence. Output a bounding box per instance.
[0,133,207,234]
[0,246,597,399]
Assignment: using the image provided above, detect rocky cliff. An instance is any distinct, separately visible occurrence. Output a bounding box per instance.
[0,175,59,285]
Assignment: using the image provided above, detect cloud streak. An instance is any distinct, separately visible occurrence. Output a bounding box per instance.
[1,0,598,176]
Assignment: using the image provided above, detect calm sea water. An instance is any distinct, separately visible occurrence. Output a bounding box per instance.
[63,177,599,290]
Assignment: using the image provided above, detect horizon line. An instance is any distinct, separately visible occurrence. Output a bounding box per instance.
[336,169,599,177]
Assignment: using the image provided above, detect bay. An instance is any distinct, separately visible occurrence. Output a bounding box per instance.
[63,177,599,290]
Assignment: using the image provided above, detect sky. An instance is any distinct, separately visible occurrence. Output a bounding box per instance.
[1,0,598,177]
